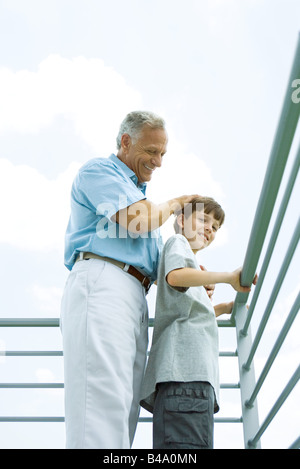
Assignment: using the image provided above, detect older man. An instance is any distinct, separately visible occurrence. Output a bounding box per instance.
[60,111,198,449]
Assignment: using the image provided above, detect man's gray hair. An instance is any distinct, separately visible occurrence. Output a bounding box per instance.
[116,111,166,150]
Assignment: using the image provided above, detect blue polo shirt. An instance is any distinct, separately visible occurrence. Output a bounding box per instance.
[64,154,163,281]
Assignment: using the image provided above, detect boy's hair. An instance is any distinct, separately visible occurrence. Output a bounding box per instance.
[173,196,225,234]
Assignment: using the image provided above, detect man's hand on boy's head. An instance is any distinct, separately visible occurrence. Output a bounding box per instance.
[171,194,201,215]
[200,265,215,300]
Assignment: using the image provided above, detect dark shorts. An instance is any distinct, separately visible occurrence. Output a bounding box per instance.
[152,381,215,449]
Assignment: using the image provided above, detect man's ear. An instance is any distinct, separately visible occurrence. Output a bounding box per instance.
[120,133,132,153]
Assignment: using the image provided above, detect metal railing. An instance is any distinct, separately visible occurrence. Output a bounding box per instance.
[0,33,299,449]
[230,31,300,448]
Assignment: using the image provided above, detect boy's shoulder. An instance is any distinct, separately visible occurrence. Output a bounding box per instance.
[164,233,189,250]
[162,234,195,264]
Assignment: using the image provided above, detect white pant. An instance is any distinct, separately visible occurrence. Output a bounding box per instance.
[60,258,149,449]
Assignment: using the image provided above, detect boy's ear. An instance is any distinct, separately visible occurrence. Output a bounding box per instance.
[176,214,185,230]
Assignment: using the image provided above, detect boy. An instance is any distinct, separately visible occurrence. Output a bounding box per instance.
[140,196,257,449]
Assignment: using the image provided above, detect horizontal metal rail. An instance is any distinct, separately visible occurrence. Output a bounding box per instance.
[0,383,241,389]
[0,318,233,328]
[3,351,63,357]
[1,350,237,357]
[0,383,64,389]
[0,417,65,423]
[0,416,243,424]
[138,417,243,424]
[0,318,59,327]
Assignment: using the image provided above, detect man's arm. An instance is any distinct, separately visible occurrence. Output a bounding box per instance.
[112,195,199,234]
[167,267,257,293]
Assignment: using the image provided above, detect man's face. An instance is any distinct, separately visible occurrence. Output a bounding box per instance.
[183,210,220,252]
[121,126,168,183]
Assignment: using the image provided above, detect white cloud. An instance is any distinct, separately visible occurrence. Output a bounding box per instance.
[0,54,142,155]
[0,157,80,251]
[36,368,56,383]
[0,56,227,253]
[0,54,143,250]
[31,284,64,315]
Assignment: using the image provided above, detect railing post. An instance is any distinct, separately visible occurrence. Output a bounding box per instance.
[235,304,261,449]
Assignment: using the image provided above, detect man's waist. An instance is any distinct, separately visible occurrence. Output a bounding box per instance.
[76,252,151,293]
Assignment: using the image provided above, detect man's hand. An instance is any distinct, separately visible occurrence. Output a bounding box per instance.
[170,194,201,215]
[200,265,215,301]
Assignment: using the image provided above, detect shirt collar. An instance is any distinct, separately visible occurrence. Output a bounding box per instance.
[109,154,147,194]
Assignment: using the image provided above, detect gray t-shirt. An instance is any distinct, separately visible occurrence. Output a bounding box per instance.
[140,234,220,413]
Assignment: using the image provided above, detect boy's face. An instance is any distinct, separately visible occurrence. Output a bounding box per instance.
[180,210,220,252]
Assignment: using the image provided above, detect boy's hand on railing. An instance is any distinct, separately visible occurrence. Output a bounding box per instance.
[229,268,258,292]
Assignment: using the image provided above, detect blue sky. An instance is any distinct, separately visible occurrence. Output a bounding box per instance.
[0,0,299,449]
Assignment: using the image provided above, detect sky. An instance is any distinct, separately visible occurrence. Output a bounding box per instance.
[0,0,299,450]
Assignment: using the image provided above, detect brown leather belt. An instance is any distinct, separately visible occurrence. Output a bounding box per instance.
[76,252,151,293]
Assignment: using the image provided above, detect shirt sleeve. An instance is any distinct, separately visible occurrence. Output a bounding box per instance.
[75,160,146,220]
[163,235,197,293]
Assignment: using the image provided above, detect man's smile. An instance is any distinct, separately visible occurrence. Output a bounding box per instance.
[143,163,155,171]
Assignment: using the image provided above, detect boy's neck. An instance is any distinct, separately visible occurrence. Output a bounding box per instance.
[182,235,203,255]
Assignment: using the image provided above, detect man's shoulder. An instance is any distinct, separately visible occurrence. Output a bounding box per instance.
[79,155,117,173]
[77,156,129,185]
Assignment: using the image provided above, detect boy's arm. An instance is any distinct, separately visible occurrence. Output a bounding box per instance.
[167,267,257,293]
[214,302,251,317]
[214,302,234,317]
